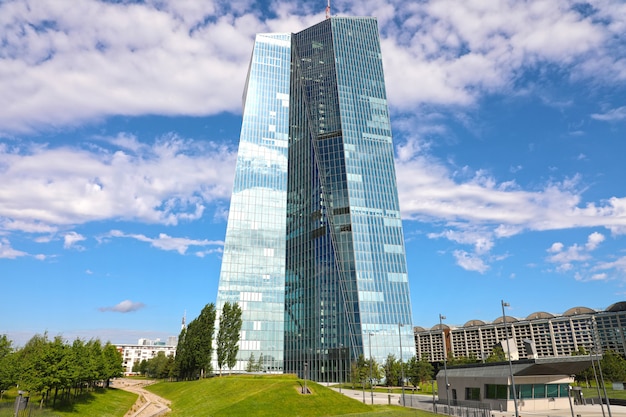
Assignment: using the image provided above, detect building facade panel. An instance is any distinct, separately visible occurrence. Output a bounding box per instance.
[215,33,292,372]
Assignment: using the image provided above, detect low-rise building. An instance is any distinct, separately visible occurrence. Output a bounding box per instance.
[436,356,592,413]
[116,338,177,375]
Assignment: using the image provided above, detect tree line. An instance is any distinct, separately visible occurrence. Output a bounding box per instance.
[349,354,434,389]
[0,333,123,407]
[135,302,243,381]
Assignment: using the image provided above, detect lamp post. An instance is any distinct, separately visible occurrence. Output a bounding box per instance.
[369,332,374,404]
[398,323,405,407]
[590,319,612,417]
[501,300,519,417]
[339,343,343,394]
[303,361,308,394]
[439,314,450,414]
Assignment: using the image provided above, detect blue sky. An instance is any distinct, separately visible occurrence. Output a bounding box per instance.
[1,0,626,346]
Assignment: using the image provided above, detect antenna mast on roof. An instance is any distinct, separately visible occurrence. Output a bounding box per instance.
[325,0,330,19]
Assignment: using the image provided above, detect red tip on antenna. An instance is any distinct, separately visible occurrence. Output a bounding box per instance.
[325,0,330,19]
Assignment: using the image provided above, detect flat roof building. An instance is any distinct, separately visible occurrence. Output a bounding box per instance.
[436,356,592,413]
[415,302,626,362]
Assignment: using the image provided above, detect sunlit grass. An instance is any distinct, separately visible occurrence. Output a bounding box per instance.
[148,374,440,417]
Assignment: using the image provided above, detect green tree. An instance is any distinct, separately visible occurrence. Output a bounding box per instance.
[572,346,594,386]
[216,302,243,375]
[485,345,507,363]
[174,303,217,380]
[601,350,626,382]
[406,355,434,387]
[350,354,369,388]
[102,342,123,386]
[196,303,217,377]
[0,335,16,397]
[448,353,479,366]
[246,354,256,372]
[383,354,402,387]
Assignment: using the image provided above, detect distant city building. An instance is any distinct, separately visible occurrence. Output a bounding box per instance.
[116,337,177,375]
[214,16,414,379]
[414,301,626,363]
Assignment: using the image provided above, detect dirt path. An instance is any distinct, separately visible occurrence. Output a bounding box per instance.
[111,378,171,417]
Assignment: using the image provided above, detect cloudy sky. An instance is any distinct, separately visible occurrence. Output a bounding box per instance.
[1,0,625,346]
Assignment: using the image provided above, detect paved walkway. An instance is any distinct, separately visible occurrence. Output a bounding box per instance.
[335,388,626,417]
[111,378,171,417]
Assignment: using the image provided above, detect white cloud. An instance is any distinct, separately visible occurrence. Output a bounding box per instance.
[453,250,489,273]
[546,232,608,276]
[395,151,626,234]
[0,135,236,232]
[548,242,564,253]
[594,256,626,274]
[103,230,223,255]
[0,0,263,133]
[591,106,626,121]
[1,0,625,133]
[0,238,27,259]
[586,232,605,251]
[98,300,146,313]
[64,231,86,249]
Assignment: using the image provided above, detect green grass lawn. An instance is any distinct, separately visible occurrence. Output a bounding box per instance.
[580,385,626,400]
[148,374,440,417]
[0,387,136,417]
[50,388,137,417]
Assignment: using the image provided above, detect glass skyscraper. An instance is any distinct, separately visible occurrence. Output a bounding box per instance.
[215,33,291,372]
[284,17,413,382]
[216,17,413,380]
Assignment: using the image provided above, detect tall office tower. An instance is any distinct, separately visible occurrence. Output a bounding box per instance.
[284,17,414,382]
[215,33,291,372]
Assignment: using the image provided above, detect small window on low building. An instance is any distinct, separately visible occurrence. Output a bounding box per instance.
[465,387,480,401]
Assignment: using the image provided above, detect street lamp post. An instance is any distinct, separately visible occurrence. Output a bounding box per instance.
[440,314,450,414]
[590,319,612,417]
[501,300,519,417]
[369,332,374,404]
[398,323,405,407]
[303,361,308,394]
[339,343,343,394]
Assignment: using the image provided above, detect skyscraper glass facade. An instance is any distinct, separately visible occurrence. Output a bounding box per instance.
[215,33,291,372]
[284,17,414,382]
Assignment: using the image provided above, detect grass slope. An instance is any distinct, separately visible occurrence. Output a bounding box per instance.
[0,388,136,417]
[148,374,431,417]
[51,388,137,417]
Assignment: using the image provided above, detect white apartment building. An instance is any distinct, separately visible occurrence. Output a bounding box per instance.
[116,338,177,375]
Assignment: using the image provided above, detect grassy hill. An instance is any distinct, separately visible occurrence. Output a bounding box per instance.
[147,374,430,417]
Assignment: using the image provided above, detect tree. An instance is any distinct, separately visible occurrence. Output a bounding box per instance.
[246,353,256,372]
[448,354,479,366]
[572,346,594,387]
[0,335,16,398]
[195,303,217,378]
[383,354,402,387]
[216,302,243,374]
[600,350,626,382]
[351,355,369,388]
[406,355,434,387]
[485,345,506,363]
[102,342,123,386]
[174,303,217,380]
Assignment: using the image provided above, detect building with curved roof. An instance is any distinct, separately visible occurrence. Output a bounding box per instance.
[414,302,626,363]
